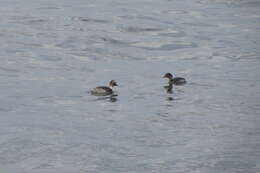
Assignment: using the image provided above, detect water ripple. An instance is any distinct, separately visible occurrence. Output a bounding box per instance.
[70,17,110,24]
[131,41,197,51]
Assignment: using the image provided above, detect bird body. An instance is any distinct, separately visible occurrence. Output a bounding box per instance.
[91,86,113,96]
[169,77,186,85]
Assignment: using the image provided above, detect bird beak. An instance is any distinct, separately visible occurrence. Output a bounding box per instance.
[114,83,118,86]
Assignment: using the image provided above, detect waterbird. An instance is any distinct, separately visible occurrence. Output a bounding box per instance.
[163,72,186,85]
[91,80,118,96]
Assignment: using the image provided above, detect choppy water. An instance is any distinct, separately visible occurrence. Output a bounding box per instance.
[1,0,260,172]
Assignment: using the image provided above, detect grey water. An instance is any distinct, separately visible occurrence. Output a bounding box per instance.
[0,0,260,172]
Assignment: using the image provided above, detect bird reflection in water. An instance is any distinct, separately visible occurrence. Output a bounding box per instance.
[164,84,174,101]
[164,84,173,94]
[95,94,118,102]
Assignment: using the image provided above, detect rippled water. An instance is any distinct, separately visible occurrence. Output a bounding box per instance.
[1,0,260,172]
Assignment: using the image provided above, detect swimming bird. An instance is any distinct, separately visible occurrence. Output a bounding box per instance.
[91,80,118,96]
[163,72,186,85]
